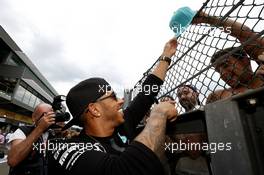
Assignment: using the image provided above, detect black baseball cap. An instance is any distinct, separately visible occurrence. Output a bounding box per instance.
[179,84,198,93]
[63,77,112,130]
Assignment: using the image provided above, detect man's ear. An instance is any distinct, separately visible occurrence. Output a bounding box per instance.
[87,103,101,117]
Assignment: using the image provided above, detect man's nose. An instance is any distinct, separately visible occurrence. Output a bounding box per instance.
[118,98,125,106]
[180,94,187,100]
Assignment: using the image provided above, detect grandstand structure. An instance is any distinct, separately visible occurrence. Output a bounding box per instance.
[0,26,58,126]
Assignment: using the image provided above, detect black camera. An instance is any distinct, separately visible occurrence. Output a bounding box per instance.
[52,95,70,123]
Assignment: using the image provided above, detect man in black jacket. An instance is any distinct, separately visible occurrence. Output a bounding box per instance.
[48,37,178,175]
[8,103,55,175]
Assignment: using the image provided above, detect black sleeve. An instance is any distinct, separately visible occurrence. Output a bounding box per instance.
[122,74,163,139]
[70,141,164,175]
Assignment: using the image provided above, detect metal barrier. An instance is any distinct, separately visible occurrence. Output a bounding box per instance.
[132,0,264,114]
[166,87,264,175]
[131,0,264,174]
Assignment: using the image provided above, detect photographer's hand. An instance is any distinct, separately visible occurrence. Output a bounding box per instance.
[36,112,56,132]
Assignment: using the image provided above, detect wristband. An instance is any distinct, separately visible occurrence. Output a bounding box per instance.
[159,55,171,65]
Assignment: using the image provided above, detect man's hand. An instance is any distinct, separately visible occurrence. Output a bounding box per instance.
[256,65,264,76]
[36,112,55,132]
[135,101,178,159]
[258,51,264,62]
[151,101,178,122]
[191,11,210,25]
[151,37,178,81]
[162,37,178,58]
[256,51,264,76]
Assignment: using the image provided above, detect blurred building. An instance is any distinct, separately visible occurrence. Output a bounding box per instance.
[0,25,58,127]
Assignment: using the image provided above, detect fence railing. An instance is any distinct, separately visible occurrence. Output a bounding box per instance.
[132,0,264,114]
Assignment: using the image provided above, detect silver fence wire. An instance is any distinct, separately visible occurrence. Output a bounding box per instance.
[132,0,264,114]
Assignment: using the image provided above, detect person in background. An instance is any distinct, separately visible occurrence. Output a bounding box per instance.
[176,85,200,112]
[5,130,14,144]
[0,129,5,144]
[8,103,55,175]
[192,12,264,103]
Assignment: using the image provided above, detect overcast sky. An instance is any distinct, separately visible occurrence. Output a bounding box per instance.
[0,0,205,96]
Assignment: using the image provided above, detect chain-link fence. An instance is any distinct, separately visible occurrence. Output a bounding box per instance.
[132,0,264,114]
